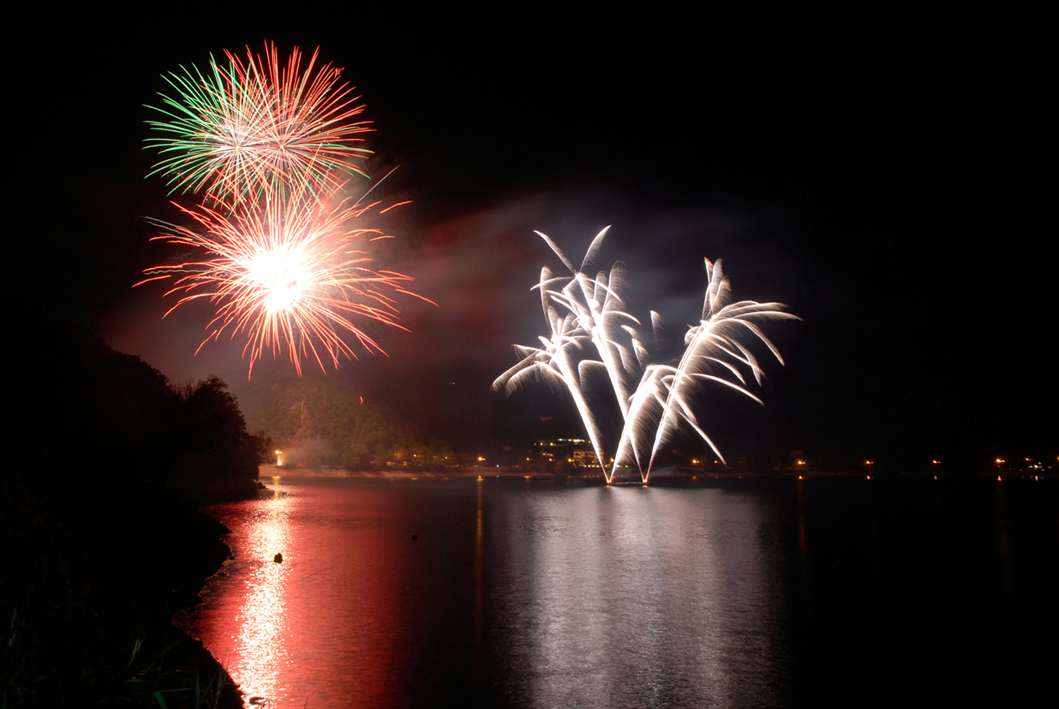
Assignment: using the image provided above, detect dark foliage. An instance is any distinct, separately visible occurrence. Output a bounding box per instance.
[3,304,255,706]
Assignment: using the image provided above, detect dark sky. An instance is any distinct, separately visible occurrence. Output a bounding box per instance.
[12,6,1054,468]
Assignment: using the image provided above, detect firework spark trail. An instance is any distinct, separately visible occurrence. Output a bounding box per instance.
[497,231,653,483]
[492,268,610,474]
[614,258,798,481]
[630,259,796,480]
[139,185,430,377]
[610,363,668,478]
[497,232,798,484]
[536,228,648,420]
[146,43,372,204]
[531,229,658,482]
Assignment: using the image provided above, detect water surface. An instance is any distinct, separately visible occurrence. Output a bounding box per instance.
[180,475,1058,707]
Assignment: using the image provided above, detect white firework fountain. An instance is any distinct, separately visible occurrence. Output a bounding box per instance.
[494,227,798,484]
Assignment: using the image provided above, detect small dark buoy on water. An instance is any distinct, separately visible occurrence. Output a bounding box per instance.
[412,534,417,541]
[274,553,283,563]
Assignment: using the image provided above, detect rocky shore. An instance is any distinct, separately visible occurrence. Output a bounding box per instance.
[2,475,260,707]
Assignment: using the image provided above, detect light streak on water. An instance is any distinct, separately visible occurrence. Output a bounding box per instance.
[488,483,785,707]
[229,490,294,705]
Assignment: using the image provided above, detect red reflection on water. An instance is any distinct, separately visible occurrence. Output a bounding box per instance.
[190,481,427,708]
[231,493,292,705]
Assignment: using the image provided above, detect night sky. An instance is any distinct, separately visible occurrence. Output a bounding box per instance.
[13,7,1054,469]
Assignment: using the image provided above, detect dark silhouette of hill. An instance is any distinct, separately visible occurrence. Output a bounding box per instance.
[3,302,264,707]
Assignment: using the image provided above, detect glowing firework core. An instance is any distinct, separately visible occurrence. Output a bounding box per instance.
[247,247,304,314]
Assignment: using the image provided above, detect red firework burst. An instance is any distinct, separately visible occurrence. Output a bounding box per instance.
[139,184,431,376]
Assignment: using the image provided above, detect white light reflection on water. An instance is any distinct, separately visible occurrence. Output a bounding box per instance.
[489,484,786,708]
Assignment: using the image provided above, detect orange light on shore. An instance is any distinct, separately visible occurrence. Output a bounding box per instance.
[275,449,283,466]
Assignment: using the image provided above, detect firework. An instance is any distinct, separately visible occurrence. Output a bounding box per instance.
[534,228,650,418]
[139,185,430,376]
[492,267,610,473]
[140,44,428,377]
[495,230,798,483]
[145,43,372,203]
[615,257,798,481]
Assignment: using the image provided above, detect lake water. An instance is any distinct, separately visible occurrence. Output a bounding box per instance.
[178,475,1058,708]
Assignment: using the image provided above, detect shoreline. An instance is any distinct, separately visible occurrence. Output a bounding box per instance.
[260,465,1057,482]
[173,479,273,709]
[1,477,252,707]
